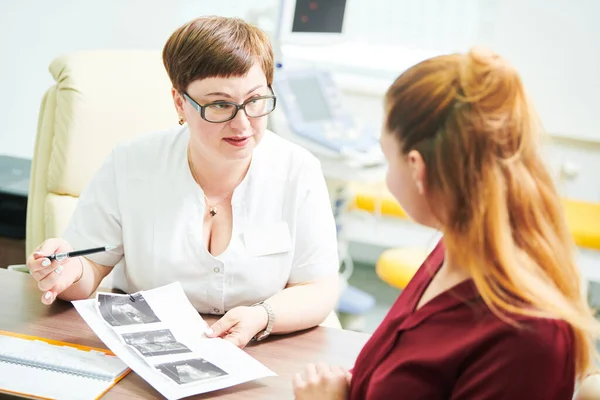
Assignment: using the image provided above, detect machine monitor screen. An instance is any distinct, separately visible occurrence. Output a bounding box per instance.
[287,76,333,122]
[291,0,346,33]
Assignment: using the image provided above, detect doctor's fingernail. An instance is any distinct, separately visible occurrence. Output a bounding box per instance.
[42,259,51,267]
[44,292,52,300]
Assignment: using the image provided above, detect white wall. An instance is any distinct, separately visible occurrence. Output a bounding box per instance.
[0,0,276,159]
[331,0,600,143]
[344,0,496,52]
[482,0,600,142]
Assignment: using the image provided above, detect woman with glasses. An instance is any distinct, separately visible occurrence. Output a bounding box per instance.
[26,16,340,348]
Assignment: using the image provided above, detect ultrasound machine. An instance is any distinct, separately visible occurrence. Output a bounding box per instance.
[268,0,385,178]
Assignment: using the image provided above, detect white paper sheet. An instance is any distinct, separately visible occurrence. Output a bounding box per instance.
[73,282,276,400]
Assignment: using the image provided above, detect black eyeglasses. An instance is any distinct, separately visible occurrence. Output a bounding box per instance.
[183,87,277,123]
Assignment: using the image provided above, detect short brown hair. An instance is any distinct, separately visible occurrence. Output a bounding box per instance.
[162,16,274,94]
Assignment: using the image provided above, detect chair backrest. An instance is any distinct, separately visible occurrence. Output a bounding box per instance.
[26,50,176,255]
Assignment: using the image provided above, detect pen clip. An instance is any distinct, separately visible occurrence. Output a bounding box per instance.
[128,294,136,302]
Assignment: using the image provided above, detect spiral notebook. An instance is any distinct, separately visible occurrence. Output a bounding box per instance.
[0,330,131,400]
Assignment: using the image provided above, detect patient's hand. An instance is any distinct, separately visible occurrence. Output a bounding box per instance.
[26,238,80,305]
[293,363,351,400]
[205,306,269,348]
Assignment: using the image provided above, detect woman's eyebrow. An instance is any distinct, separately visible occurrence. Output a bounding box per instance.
[204,84,264,98]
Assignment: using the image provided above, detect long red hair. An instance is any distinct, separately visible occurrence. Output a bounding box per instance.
[385,47,599,379]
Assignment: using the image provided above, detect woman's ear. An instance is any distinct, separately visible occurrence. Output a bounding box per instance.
[172,88,185,117]
[407,149,426,195]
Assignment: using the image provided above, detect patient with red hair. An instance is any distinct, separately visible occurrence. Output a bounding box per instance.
[294,47,600,400]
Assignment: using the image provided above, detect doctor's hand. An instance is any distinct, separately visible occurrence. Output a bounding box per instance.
[293,363,352,400]
[205,305,268,348]
[26,238,81,305]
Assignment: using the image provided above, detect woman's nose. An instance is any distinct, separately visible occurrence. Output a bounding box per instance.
[229,108,251,130]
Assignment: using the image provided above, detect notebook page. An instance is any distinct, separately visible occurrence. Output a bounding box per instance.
[0,361,113,400]
[0,335,128,380]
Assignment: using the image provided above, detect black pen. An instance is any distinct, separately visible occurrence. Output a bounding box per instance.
[47,246,117,262]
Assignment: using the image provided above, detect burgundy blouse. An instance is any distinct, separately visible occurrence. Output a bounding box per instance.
[349,241,575,400]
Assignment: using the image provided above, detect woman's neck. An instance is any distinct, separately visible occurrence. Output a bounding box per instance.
[188,145,251,197]
[439,248,471,285]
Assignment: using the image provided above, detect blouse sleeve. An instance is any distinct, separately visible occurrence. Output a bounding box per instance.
[62,149,124,267]
[287,155,339,284]
[450,320,575,400]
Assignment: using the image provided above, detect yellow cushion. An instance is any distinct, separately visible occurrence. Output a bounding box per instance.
[351,183,407,219]
[376,248,427,290]
[562,199,600,250]
[351,184,600,251]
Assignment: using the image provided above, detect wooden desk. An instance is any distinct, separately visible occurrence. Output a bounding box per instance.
[0,269,371,399]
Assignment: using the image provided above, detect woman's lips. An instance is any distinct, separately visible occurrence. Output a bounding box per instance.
[223,136,251,147]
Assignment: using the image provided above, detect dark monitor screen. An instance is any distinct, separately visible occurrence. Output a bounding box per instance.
[291,0,346,33]
[287,76,332,122]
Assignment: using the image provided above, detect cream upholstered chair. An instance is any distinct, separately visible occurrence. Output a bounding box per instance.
[27,50,342,329]
[27,50,175,255]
